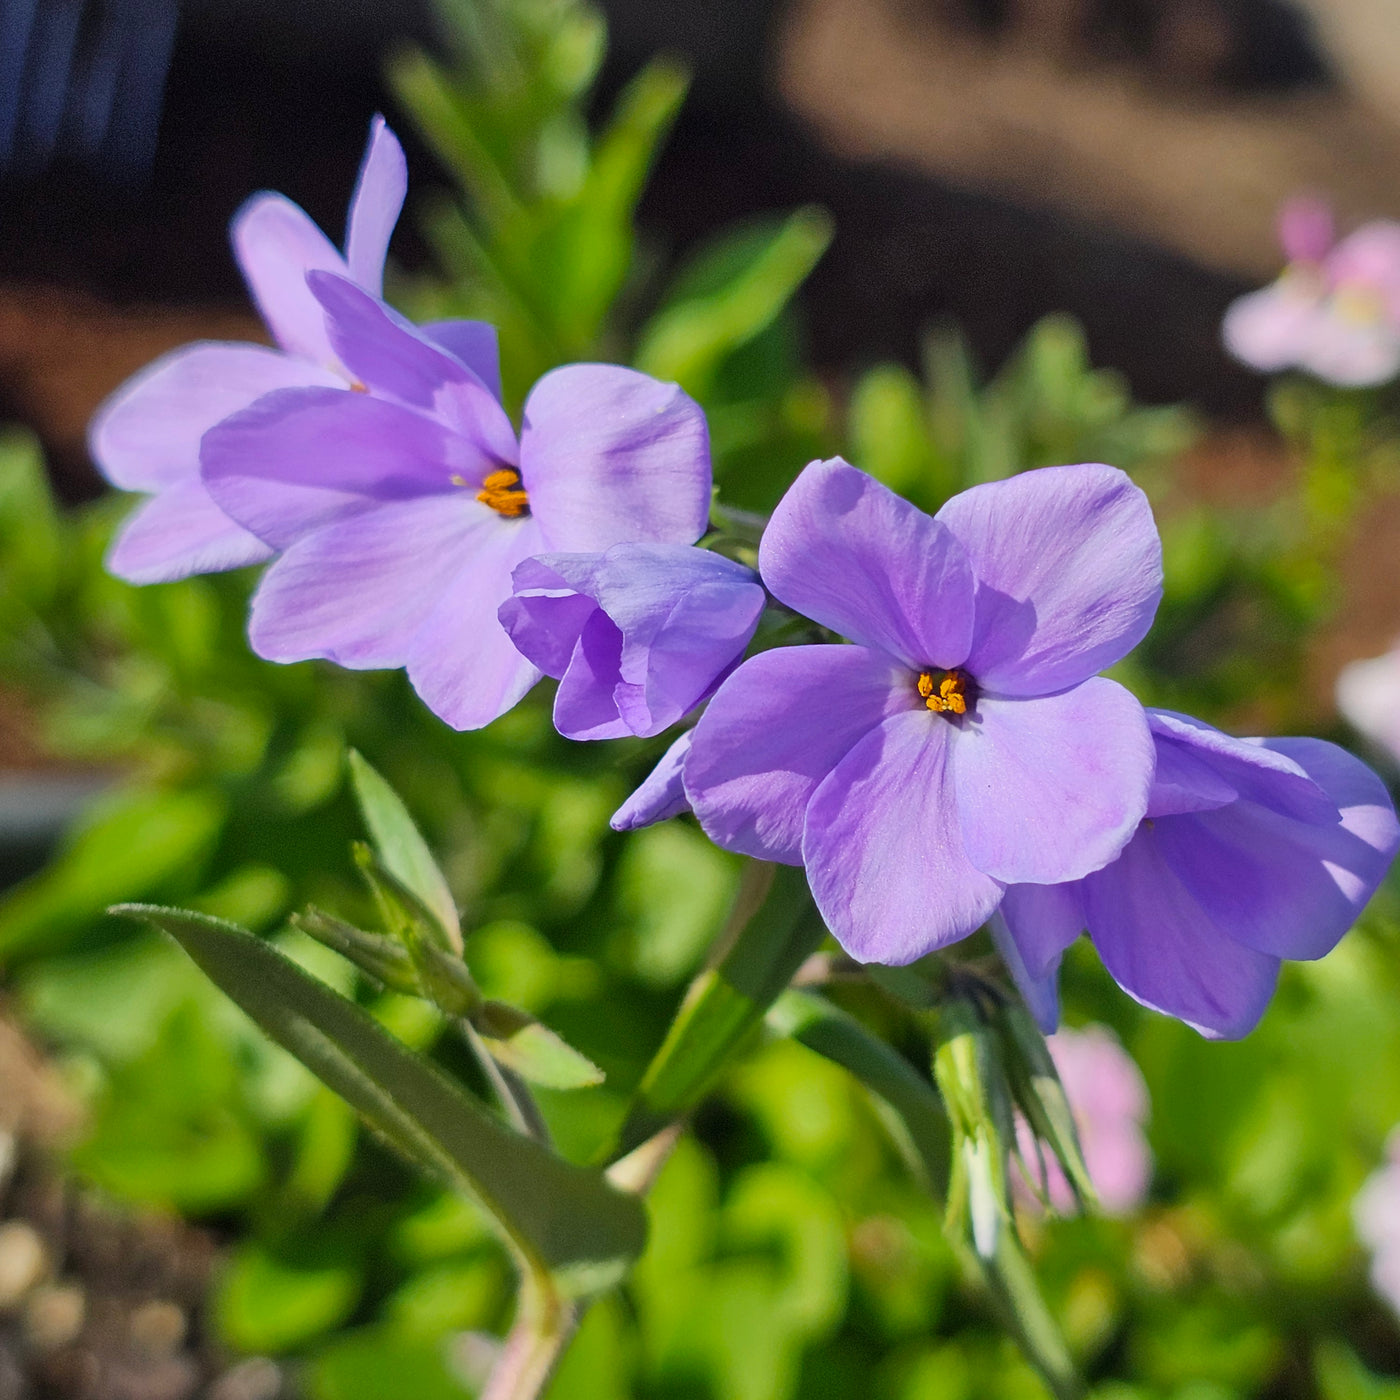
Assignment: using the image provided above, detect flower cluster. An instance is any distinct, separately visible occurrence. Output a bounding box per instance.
[1223,197,1400,386]
[92,119,1400,1042]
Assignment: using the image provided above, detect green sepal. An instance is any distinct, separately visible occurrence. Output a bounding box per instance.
[114,904,646,1297]
[473,1002,605,1091]
[293,907,422,997]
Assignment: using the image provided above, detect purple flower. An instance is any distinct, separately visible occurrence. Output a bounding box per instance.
[683,458,1162,962]
[997,710,1400,1039]
[498,545,765,740]
[612,731,695,832]
[89,115,501,585]
[1015,1024,1151,1217]
[199,272,712,730]
[1223,198,1400,386]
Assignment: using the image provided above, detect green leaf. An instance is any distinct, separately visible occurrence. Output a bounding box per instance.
[767,991,950,1197]
[474,1001,605,1090]
[116,905,647,1295]
[847,363,938,499]
[347,752,461,950]
[635,208,833,398]
[616,863,828,1153]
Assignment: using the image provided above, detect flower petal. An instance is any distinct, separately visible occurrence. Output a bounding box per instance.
[686,644,914,864]
[989,911,1061,1034]
[247,495,494,668]
[521,365,711,551]
[421,320,503,403]
[612,731,694,831]
[1157,736,1399,962]
[1338,646,1400,765]
[308,272,517,461]
[759,458,975,669]
[202,387,487,550]
[996,881,1085,980]
[344,115,407,297]
[554,609,631,741]
[404,522,546,731]
[90,341,342,492]
[804,710,1004,962]
[934,463,1163,696]
[1299,311,1400,388]
[1222,278,1324,373]
[107,477,272,584]
[231,193,347,365]
[1083,828,1281,1039]
[949,679,1153,884]
[498,556,605,677]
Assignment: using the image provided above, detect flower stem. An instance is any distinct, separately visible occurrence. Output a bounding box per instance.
[481,1273,579,1400]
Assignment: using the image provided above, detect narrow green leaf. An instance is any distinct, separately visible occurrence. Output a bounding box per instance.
[635,207,834,397]
[474,1001,605,1090]
[768,990,950,1196]
[615,862,827,1153]
[347,752,460,951]
[115,905,646,1295]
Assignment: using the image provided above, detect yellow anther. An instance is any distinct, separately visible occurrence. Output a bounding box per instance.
[475,467,530,518]
[349,379,369,393]
[917,668,970,715]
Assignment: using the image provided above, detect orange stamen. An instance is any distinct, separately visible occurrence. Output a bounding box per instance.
[917,668,969,715]
[475,467,529,518]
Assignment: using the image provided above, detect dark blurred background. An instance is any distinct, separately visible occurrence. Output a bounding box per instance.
[3,0,1400,494]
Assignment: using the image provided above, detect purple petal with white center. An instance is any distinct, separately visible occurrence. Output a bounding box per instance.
[554,610,631,741]
[202,387,489,550]
[1337,645,1400,765]
[404,522,547,731]
[106,476,272,584]
[804,709,1004,962]
[498,556,605,677]
[1157,736,1398,961]
[89,341,343,492]
[247,495,505,669]
[1222,278,1325,373]
[521,365,711,551]
[231,193,348,366]
[996,880,1085,980]
[989,911,1061,1034]
[422,320,503,404]
[308,273,517,462]
[612,731,695,831]
[949,679,1153,884]
[344,115,407,298]
[759,458,975,669]
[1148,710,1338,824]
[1082,828,1281,1039]
[934,463,1163,697]
[686,645,915,864]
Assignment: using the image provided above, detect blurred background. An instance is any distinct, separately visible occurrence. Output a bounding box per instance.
[5,0,1400,1397]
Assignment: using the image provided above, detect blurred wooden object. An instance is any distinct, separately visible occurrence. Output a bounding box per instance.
[776,0,1400,280]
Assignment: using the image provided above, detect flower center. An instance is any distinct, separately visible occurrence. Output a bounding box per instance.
[917,668,974,716]
[476,467,530,518]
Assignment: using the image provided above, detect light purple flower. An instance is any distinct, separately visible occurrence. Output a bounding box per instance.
[1337,643,1400,766]
[199,273,712,730]
[612,731,695,832]
[998,710,1400,1039]
[683,458,1162,963]
[1223,197,1400,386]
[1355,1131,1400,1316]
[89,115,502,585]
[1015,1024,1151,1217]
[498,545,765,741]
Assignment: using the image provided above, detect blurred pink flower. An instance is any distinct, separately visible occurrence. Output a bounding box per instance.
[1223,197,1400,387]
[1016,1024,1152,1217]
[1353,1132,1400,1313]
[1337,644,1400,766]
